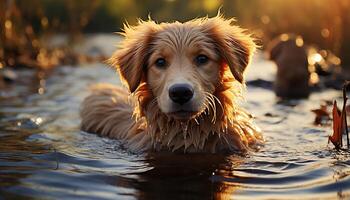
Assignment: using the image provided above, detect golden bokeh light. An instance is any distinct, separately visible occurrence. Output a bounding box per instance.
[261,15,270,24]
[203,0,221,12]
[41,17,49,28]
[308,53,323,65]
[321,28,330,38]
[309,72,319,85]
[5,20,12,29]
[295,36,304,47]
[280,34,289,41]
[330,56,342,65]
[38,87,45,94]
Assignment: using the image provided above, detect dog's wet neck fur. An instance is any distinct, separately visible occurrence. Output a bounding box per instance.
[132,67,262,153]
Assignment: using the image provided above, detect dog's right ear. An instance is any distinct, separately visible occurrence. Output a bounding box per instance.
[109,20,159,93]
[199,16,256,84]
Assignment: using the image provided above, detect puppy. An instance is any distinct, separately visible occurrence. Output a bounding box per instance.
[268,34,310,98]
[80,16,263,153]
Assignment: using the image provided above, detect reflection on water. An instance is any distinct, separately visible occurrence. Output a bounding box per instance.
[1,54,350,199]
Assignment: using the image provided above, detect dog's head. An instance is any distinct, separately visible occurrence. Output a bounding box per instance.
[110,16,256,120]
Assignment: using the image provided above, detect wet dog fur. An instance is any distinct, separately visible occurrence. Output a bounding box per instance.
[80,16,263,153]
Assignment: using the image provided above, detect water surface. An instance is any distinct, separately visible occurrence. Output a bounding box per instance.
[0,40,349,199]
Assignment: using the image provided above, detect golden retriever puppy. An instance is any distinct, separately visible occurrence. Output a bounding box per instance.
[80,16,263,153]
[268,34,310,98]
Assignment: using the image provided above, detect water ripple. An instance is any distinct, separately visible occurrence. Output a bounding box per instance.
[1,62,350,199]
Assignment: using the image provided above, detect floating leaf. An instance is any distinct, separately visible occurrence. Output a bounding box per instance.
[329,101,343,149]
[328,81,350,149]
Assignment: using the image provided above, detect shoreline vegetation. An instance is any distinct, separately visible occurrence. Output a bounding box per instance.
[1,0,350,70]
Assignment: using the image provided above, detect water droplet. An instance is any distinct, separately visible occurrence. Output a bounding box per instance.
[194,118,199,125]
[180,121,189,138]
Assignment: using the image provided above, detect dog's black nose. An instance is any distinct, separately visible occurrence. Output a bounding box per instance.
[169,84,194,105]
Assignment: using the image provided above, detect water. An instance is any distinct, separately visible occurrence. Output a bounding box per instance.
[1,42,350,200]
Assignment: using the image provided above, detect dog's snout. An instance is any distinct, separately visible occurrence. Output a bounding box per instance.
[169,84,194,105]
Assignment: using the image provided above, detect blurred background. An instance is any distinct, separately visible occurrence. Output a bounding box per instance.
[2,2,350,199]
[0,0,349,76]
[0,0,350,66]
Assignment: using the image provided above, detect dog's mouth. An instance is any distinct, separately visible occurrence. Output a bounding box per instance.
[167,110,199,120]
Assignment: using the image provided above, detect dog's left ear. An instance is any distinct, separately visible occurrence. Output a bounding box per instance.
[109,20,159,93]
[202,17,256,83]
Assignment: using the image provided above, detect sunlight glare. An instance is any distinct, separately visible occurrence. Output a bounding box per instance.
[280,34,289,41]
[321,28,330,38]
[308,53,323,65]
[295,36,304,47]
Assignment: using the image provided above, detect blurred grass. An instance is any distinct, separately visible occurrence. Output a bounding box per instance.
[0,0,350,68]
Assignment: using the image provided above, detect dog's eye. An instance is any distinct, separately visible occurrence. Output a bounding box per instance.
[195,54,209,65]
[155,58,167,68]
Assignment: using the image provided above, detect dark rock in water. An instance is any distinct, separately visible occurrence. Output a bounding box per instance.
[323,77,347,90]
[0,114,45,131]
[16,117,43,130]
[246,75,346,94]
[246,79,273,90]
[1,68,18,83]
[266,34,346,97]
[266,34,310,99]
[87,46,104,57]
[264,112,279,117]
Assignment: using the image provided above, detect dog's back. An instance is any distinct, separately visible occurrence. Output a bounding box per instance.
[80,84,152,152]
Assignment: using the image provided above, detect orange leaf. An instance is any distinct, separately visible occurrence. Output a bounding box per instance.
[329,100,343,148]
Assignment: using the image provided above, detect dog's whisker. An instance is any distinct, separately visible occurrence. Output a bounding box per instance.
[203,97,212,119]
[194,118,199,125]
[208,99,216,123]
[209,99,216,123]
[210,98,217,122]
[211,94,224,113]
[207,92,225,124]
[204,92,218,123]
